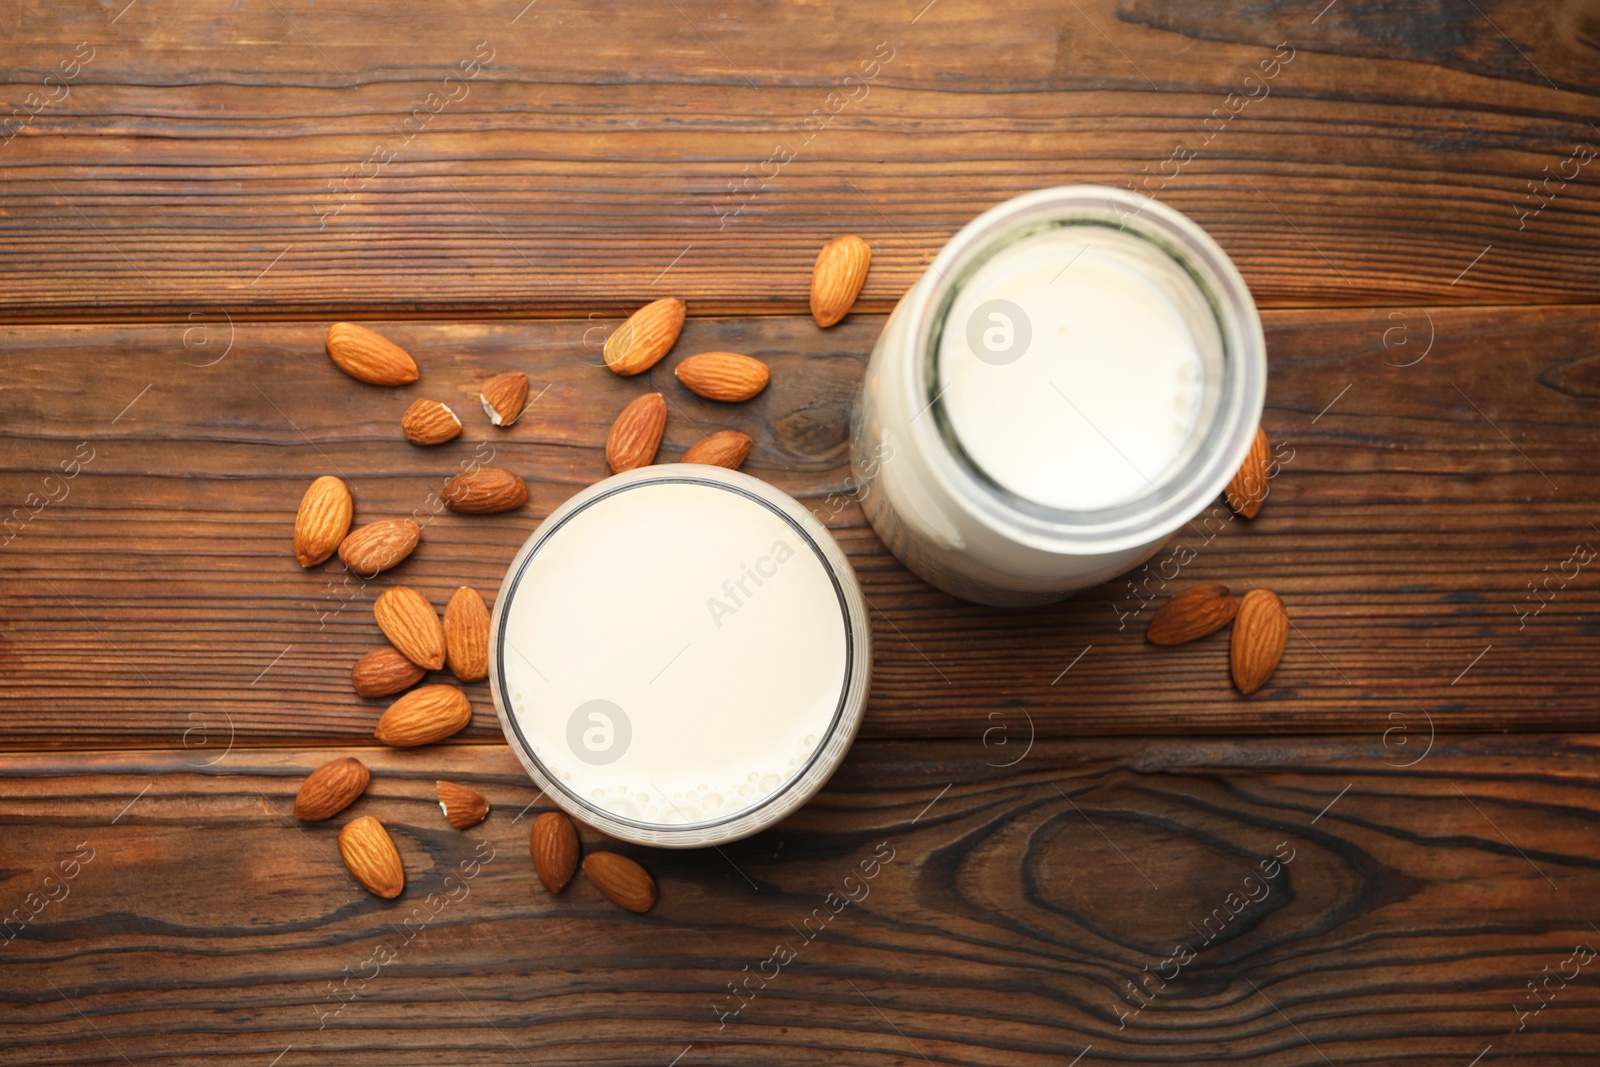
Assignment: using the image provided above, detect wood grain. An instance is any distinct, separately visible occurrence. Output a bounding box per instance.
[1,306,1597,747]
[3,737,1597,1065]
[0,0,1597,319]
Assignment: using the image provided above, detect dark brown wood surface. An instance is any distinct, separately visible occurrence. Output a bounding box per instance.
[3,1,1598,1063]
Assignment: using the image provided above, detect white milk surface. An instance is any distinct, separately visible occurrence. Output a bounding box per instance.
[498,480,849,827]
[935,225,1217,512]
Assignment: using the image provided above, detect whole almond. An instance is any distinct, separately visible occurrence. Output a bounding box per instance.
[337,815,405,898]
[1231,588,1289,695]
[436,780,489,829]
[606,392,667,473]
[604,298,686,376]
[294,757,371,821]
[681,430,753,470]
[350,647,427,698]
[375,684,473,747]
[443,586,490,682]
[374,586,445,670]
[481,372,530,426]
[531,811,579,894]
[1225,426,1272,519]
[675,352,770,402]
[326,322,419,386]
[582,851,656,914]
[810,235,872,328]
[442,467,529,514]
[401,398,462,446]
[338,518,421,576]
[1147,583,1238,646]
[294,475,353,568]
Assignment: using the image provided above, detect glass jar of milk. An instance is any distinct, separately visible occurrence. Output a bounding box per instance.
[851,186,1266,606]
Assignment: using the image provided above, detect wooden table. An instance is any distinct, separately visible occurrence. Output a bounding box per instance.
[3,2,1597,1063]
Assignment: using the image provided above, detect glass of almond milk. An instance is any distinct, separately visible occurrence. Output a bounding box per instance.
[489,467,871,847]
[852,186,1266,605]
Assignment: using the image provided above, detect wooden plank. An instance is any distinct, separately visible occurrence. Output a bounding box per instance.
[2,307,1599,747]
[2,737,1597,1064]
[0,0,1597,318]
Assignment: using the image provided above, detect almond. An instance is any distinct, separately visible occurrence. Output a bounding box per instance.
[443,586,490,682]
[481,372,530,426]
[326,322,419,386]
[1225,426,1272,519]
[442,467,529,514]
[375,684,473,747]
[1147,583,1238,646]
[1230,588,1289,695]
[337,815,405,899]
[350,647,427,698]
[294,475,353,568]
[294,757,371,821]
[582,851,656,914]
[531,811,580,894]
[435,780,489,829]
[604,298,686,376]
[606,392,667,473]
[400,398,462,446]
[674,352,770,402]
[681,430,753,470]
[374,586,445,670]
[338,518,421,576]
[810,235,872,328]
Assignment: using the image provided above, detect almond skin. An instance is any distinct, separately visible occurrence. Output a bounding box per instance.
[1147,583,1238,646]
[294,475,353,568]
[443,586,490,683]
[481,372,530,426]
[338,519,421,576]
[674,352,770,402]
[327,323,419,386]
[604,298,686,376]
[606,392,667,473]
[1225,426,1272,519]
[375,684,473,747]
[442,467,529,514]
[374,586,445,671]
[400,398,462,446]
[810,235,872,328]
[531,811,579,893]
[294,757,371,821]
[582,851,656,914]
[680,430,752,470]
[435,780,489,829]
[350,647,427,698]
[338,816,405,899]
[1231,588,1289,695]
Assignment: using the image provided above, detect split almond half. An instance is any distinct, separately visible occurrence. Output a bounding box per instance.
[1230,588,1288,695]
[294,475,353,568]
[375,684,473,747]
[374,586,445,671]
[443,586,490,683]
[436,780,489,829]
[606,392,667,473]
[604,298,685,376]
[338,815,405,898]
[810,235,871,328]
[680,430,752,470]
[1147,583,1238,646]
[675,352,769,402]
[400,398,462,446]
[327,323,419,386]
[481,372,530,427]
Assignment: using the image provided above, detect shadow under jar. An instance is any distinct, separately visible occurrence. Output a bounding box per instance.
[851,185,1267,606]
